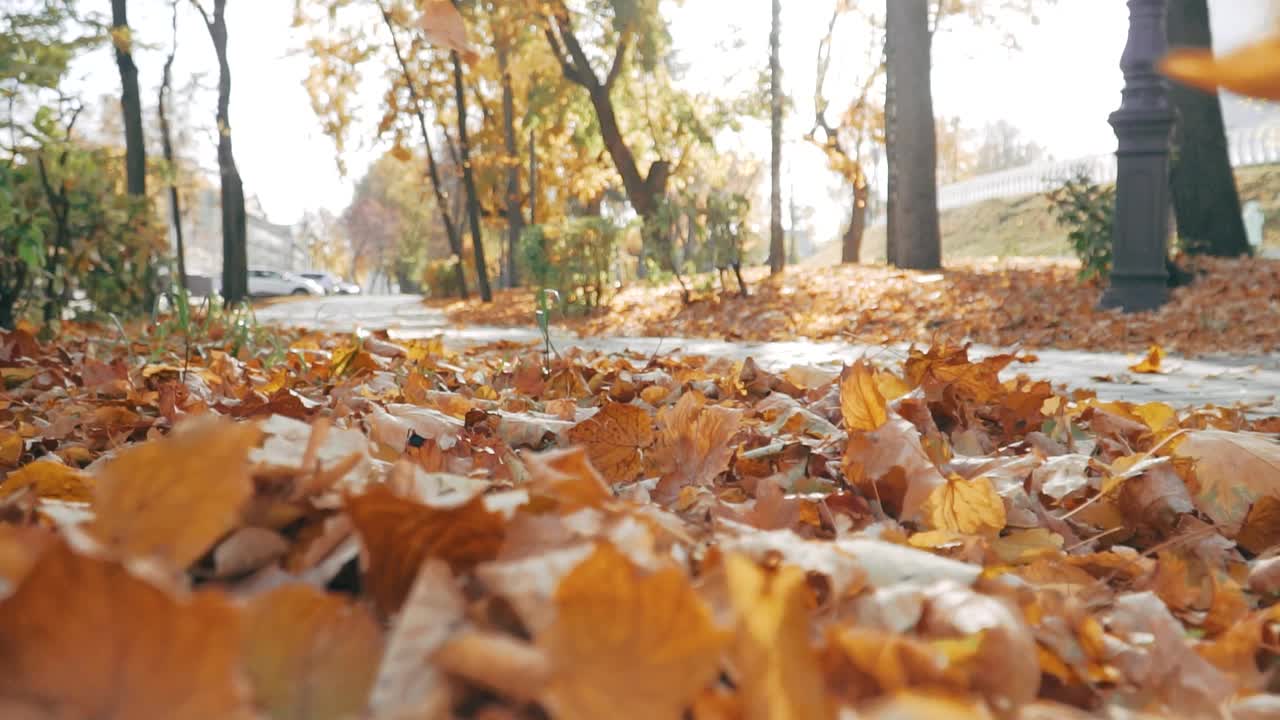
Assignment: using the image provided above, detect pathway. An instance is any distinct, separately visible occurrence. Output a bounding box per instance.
[255,294,1280,416]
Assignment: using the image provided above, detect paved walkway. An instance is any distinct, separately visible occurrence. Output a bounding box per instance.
[256,295,1280,416]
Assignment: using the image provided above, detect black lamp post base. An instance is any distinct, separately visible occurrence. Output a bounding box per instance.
[1099,275,1169,313]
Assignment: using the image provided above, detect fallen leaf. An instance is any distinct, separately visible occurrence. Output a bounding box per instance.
[0,429,21,466]
[523,446,613,513]
[0,459,93,503]
[211,526,290,579]
[725,553,834,720]
[242,583,383,720]
[0,541,253,719]
[346,483,505,617]
[367,560,463,719]
[566,402,654,484]
[920,475,1007,537]
[653,392,742,501]
[841,361,889,432]
[540,542,728,720]
[1129,345,1166,374]
[990,529,1063,565]
[90,415,260,569]
[1175,430,1280,533]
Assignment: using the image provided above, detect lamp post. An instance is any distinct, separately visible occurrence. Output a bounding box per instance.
[1101,0,1175,313]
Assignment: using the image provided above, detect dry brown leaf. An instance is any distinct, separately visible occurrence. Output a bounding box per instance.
[523,446,613,513]
[242,583,383,720]
[368,559,464,719]
[346,483,505,617]
[840,361,889,432]
[1175,430,1280,533]
[861,691,995,720]
[90,415,260,569]
[566,402,654,484]
[211,526,290,579]
[1236,495,1280,555]
[653,392,742,502]
[0,541,254,719]
[989,529,1063,565]
[725,553,834,720]
[540,542,728,720]
[0,525,53,595]
[920,475,1006,537]
[843,417,946,521]
[0,429,21,466]
[0,459,93,503]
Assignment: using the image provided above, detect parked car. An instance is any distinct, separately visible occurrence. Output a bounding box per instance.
[299,271,361,295]
[247,268,325,297]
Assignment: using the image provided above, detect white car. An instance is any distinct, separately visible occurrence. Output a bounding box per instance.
[299,271,362,295]
[247,268,325,297]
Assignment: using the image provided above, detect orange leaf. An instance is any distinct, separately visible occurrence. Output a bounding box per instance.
[1128,344,1166,374]
[242,584,384,720]
[566,402,655,484]
[0,525,53,592]
[524,446,613,513]
[420,0,478,63]
[540,542,728,720]
[840,361,889,432]
[725,553,834,720]
[346,483,505,617]
[920,475,1006,537]
[89,415,260,569]
[653,392,742,502]
[1161,37,1280,101]
[0,429,21,466]
[0,541,253,720]
[0,459,93,503]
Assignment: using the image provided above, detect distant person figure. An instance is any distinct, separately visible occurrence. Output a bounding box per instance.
[1243,200,1265,252]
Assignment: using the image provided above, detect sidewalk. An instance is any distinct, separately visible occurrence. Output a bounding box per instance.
[255,295,1280,415]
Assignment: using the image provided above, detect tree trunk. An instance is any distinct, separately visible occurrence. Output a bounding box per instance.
[885,0,941,270]
[160,1,186,291]
[452,52,492,302]
[196,0,248,303]
[379,5,468,299]
[542,6,669,262]
[497,38,523,288]
[768,0,785,275]
[112,0,146,198]
[842,182,868,264]
[1167,0,1250,257]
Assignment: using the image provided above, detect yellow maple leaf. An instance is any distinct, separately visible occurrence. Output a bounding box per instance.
[540,542,728,720]
[920,475,1007,537]
[725,553,834,720]
[1161,36,1280,101]
[566,402,655,485]
[840,361,889,432]
[90,415,260,570]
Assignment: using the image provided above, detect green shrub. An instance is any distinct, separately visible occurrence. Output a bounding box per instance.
[1046,171,1114,282]
[520,217,619,313]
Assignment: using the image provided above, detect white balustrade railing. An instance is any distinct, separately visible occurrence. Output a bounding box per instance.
[868,123,1280,226]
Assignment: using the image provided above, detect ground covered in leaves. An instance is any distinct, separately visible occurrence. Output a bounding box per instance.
[1,317,1280,719]
[439,257,1280,356]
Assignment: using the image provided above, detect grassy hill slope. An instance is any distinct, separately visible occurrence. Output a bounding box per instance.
[806,163,1280,266]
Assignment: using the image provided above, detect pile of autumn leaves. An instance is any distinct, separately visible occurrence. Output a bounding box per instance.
[1,322,1279,719]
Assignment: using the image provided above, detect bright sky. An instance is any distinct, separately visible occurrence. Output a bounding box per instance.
[66,0,1278,244]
